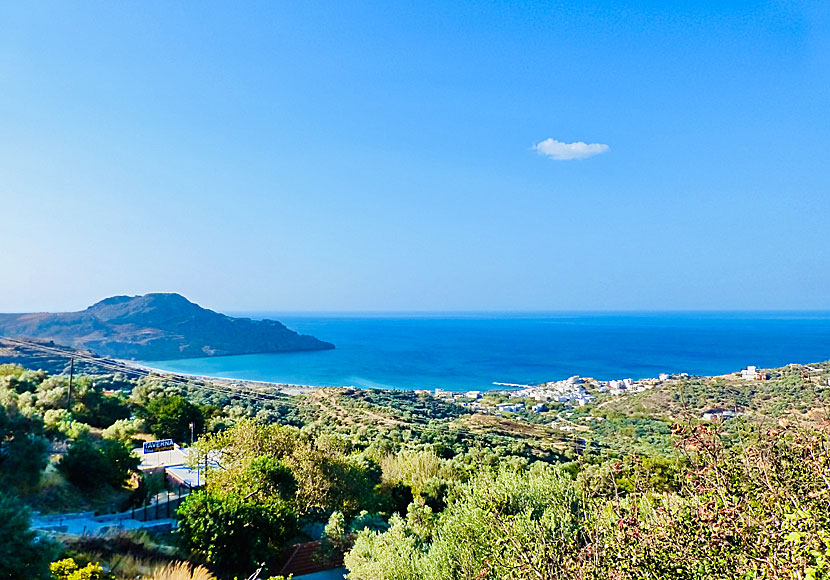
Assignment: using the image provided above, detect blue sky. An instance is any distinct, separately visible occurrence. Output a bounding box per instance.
[1,1,828,312]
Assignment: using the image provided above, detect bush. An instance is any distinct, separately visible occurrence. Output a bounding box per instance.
[346,465,585,580]
[588,424,830,579]
[176,490,297,577]
[0,492,54,579]
[0,403,48,491]
[49,558,104,580]
[58,438,138,489]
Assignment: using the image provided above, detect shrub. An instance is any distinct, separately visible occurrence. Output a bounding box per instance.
[0,492,54,579]
[588,423,830,579]
[346,465,585,580]
[49,558,104,580]
[58,438,138,489]
[176,490,297,577]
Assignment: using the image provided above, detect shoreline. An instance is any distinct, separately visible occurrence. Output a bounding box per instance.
[128,360,522,395]
[126,359,725,397]
[123,360,324,395]
[102,314,830,394]
[5,342,823,397]
[129,358,828,398]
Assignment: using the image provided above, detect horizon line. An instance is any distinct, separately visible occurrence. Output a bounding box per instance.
[226,308,830,316]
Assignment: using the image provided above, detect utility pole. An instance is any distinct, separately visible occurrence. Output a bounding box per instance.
[67,357,75,412]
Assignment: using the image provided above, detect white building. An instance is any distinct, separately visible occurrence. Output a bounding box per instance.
[702,409,736,421]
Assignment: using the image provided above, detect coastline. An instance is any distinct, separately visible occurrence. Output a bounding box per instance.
[107,311,830,395]
[126,359,743,399]
[130,360,516,396]
[123,360,325,395]
[132,359,529,395]
[135,313,830,392]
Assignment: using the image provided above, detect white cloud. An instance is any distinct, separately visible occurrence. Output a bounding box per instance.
[533,138,610,161]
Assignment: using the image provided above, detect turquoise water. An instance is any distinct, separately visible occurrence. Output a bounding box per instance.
[142,312,830,392]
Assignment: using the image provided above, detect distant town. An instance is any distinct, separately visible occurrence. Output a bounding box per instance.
[414,364,800,422]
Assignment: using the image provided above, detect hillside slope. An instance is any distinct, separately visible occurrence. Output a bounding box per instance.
[0,293,334,360]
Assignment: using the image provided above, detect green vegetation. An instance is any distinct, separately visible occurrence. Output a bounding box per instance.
[0,390,48,491]
[141,395,204,443]
[346,423,830,579]
[0,359,828,579]
[50,558,105,580]
[346,465,584,579]
[58,438,139,489]
[0,492,55,579]
[177,490,296,576]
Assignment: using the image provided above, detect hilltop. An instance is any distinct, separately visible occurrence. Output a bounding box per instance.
[0,293,334,360]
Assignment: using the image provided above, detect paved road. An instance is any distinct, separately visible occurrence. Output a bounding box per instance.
[31,511,175,536]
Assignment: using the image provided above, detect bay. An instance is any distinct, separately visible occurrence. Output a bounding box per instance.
[141,311,830,392]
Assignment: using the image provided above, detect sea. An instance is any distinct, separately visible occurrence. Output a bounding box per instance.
[141,312,830,392]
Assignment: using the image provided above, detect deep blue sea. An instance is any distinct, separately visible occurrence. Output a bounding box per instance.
[142,312,830,392]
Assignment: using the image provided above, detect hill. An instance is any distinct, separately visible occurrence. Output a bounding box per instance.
[0,293,334,360]
[0,338,116,375]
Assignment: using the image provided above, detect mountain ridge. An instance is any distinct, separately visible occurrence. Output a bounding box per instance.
[0,293,335,360]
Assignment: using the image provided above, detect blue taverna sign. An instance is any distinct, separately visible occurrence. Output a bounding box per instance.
[143,439,175,453]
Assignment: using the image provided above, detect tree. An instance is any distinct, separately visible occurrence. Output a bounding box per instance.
[73,386,131,428]
[195,420,382,515]
[101,417,144,444]
[242,456,297,502]
[144,395,204,443]
[4,368,47,393]
[0,402,47,491]
[177,490,297,577]
[100,439,140,486]
[323,511,348,554]
[42,408,90,440]
[0,491,54,580]
[58,438,138,489]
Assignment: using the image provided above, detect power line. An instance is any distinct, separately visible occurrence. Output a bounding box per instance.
[0,336,294,406]
[67,356,74,411]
